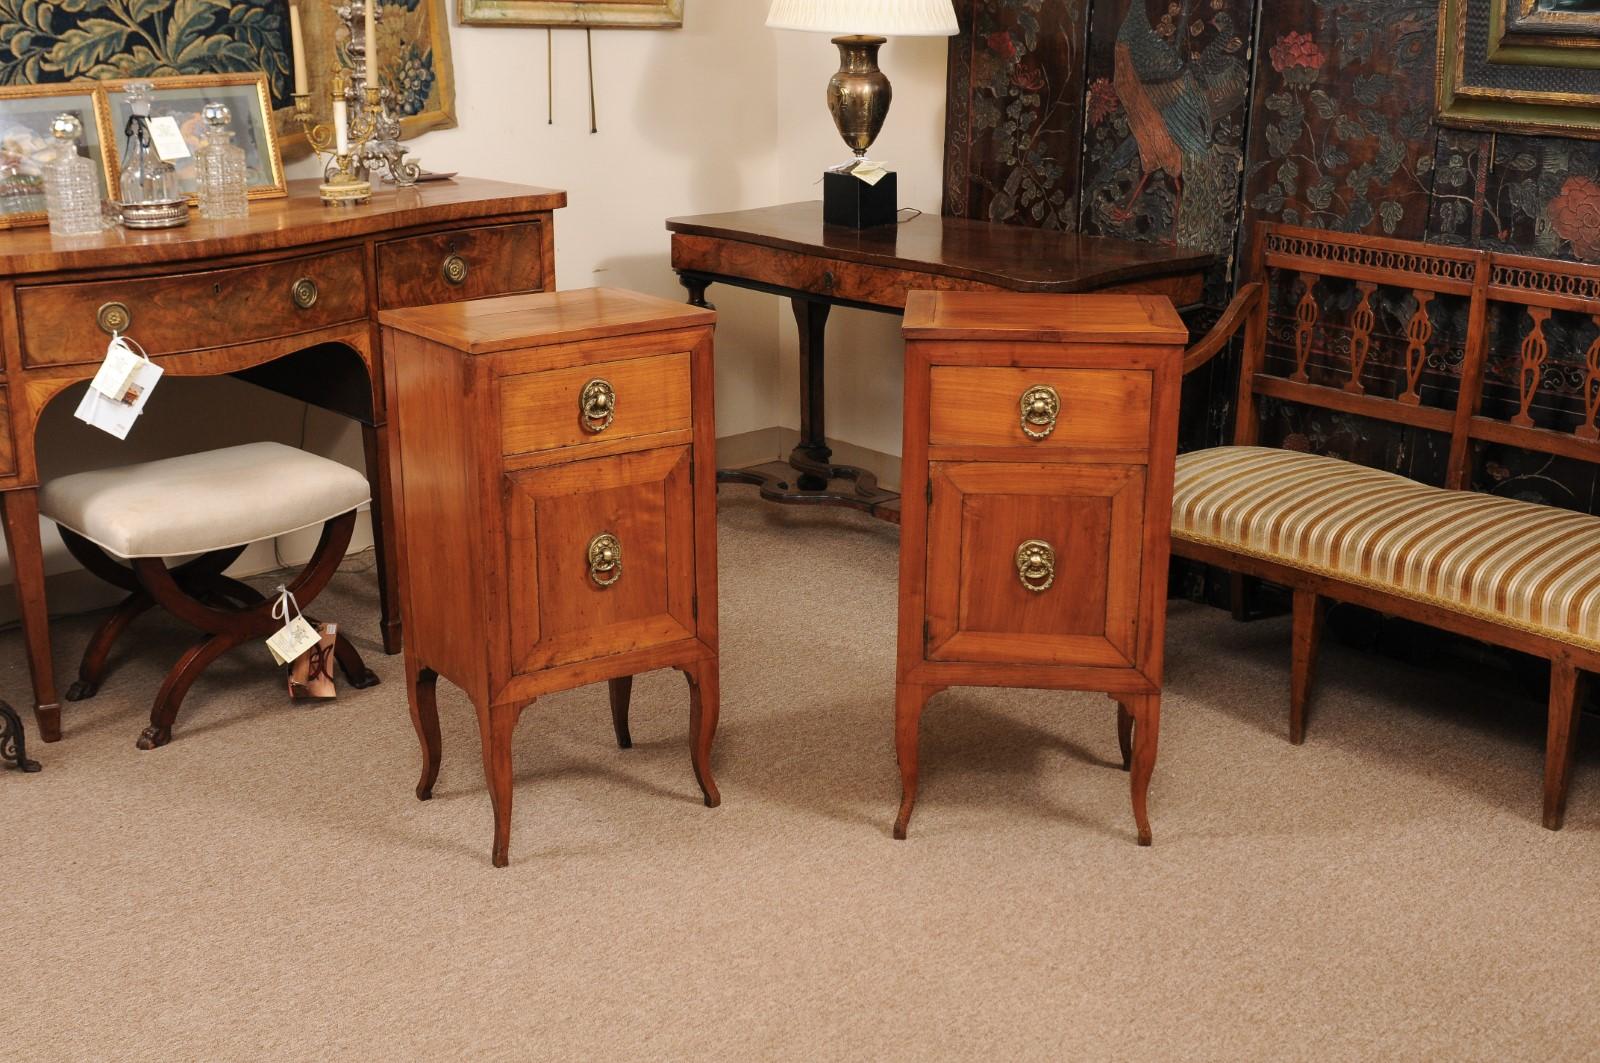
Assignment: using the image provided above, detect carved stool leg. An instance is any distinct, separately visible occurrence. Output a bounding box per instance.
[138,632,246,750]
[1116,699,1134,771]
[0,701,41,772]
[894,683,935,840]
[1544,658,1586,831]
[330,631,381,689]
[66,591,154,701]
[683,663,720,807]
[479,700,525,868]
[1128,693,1161,846]
[1290,589,1326,745]
[409,662,442,801]
[609,676,634,750]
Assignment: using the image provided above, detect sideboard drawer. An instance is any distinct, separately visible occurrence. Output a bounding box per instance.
[377,221,546,309]
[503,446,697,674]
[499,351,692,457]
[928,365,1153,453]
[0,387,14,477]
[17,248,368,367]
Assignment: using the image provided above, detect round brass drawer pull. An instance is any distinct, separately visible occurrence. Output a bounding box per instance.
[442,253,469,286]
[579,378,616,433]
[96,301,132,335]
[1015,539,1056,593]
[291,277,319,310]
[1019,384,1061,440]
[587,532,622,587]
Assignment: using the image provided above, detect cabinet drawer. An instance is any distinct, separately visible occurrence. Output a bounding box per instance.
[17,248,367,367]
[376,221,546,309]
[503,446,697,673]
[925,461,1145,668]
[0,388,13,477]
[928,366,1152,453]
[499,352,692,457]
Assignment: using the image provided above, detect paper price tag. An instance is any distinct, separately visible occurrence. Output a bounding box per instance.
[74,356,162,440]
[850,160,891,187]
[267,615,322,667]
[89,341,143,402]
[145,116,192,162]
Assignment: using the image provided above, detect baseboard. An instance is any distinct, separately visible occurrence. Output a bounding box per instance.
[716,427,901,492]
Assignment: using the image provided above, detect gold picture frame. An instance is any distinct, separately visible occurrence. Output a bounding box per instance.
[458,0,684,28]
[1438,0,1600,138]
[98,73,287,204]
[0,83,113,231]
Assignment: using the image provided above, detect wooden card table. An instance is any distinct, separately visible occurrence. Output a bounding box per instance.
[667,203,1211,520]
[893,291,1186,846]
[0,178,565,744]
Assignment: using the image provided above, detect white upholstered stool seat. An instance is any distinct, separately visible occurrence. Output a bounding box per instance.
[39,442,370,559]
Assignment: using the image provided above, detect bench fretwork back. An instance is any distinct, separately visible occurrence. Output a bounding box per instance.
[1227,223,1600,496]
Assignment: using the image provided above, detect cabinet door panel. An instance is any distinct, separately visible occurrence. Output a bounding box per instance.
[504,446,696,672]
[926,461,1144,667]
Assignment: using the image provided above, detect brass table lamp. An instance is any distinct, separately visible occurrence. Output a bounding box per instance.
[767,0,959,228]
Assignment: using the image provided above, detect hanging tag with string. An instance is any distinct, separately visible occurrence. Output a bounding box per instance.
[266,585,322,666]
[74,332,163,439]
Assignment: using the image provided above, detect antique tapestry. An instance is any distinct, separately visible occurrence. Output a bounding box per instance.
[0,0,456,147]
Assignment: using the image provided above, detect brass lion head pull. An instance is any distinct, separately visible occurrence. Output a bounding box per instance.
[1019,384,1061,440]
[587,532,622,587]
[1015,539,1056,593]
[580,378,616,433]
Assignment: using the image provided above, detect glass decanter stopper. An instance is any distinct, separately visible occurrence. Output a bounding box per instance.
[118,81,180,205]
[194,102,248,220]
[42,113,104,236]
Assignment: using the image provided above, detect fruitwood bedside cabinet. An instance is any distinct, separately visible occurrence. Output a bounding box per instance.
[380,288,721,867]
[894,291,1185,845]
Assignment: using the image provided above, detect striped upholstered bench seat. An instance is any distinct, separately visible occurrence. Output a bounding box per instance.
[1172,446,1600,654]
[1174,223,1600,831]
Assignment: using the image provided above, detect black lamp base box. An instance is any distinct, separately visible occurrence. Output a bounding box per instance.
[823,169,898,229]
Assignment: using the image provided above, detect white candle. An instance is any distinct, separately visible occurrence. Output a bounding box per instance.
[365,0,378,74]
[289,4,308,96]
[333,98,349,156]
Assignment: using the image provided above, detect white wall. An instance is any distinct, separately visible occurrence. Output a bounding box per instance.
[2,4,949,618]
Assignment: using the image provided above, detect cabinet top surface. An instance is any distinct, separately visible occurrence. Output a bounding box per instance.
[902,291,1189,344]
[0,177,566,277]
[666,202,1213,291]
[379,286,716,353]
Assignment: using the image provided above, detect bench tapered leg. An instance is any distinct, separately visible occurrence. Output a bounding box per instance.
[1544,658,1586,831]
[609,675,634,750]
[1290,589,1325,745]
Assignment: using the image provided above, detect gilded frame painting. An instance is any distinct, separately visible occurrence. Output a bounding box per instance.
[458,0,684,28]
[1438,0,1600,138]
[98,73,287,203]
[0,83,113,230]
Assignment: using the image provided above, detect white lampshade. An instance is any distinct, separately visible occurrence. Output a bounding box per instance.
[766,0,959,37]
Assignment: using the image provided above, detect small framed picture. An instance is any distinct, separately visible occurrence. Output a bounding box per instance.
[98,73,287,203]
[0,84,113,230]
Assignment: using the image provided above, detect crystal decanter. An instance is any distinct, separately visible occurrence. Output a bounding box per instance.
[42,113,104,236]
[194,102,248,220]
[117,81,187,229]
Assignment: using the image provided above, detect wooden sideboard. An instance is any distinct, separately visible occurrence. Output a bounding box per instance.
[0,177,566,743]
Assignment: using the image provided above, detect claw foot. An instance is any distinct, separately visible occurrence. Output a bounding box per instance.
[65,680,98,702]
[345,669,381,690]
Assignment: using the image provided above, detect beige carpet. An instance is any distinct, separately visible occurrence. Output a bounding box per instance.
[3,494,1598,1062]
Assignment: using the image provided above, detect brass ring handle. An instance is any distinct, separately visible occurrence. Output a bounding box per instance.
[291,277,319,310]
[579,378,616,433]
[97,301,132,335]
[1019,384,1061,440]
[1015,539,1056,593]
[587,532,622,588]
[442,253,469,286]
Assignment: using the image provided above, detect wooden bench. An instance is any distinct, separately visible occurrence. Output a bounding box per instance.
[1180,223,1600,829]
